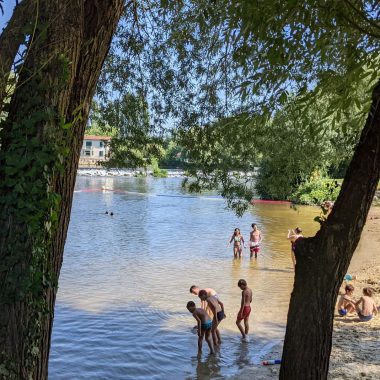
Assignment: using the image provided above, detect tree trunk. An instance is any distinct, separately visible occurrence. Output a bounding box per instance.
[0,0,34,112]
[280,79,380,379]
[0,1,124,379]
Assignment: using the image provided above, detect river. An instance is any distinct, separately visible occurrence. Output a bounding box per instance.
[49,176,320,379]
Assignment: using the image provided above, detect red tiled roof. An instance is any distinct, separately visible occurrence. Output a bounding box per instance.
[84,135,111,141]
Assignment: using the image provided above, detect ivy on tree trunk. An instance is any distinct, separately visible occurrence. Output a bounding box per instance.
[0,1,124,379]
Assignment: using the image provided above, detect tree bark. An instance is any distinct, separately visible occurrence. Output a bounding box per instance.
[0,1,124,379]
[0,0,34,112]
[280,79,380,379]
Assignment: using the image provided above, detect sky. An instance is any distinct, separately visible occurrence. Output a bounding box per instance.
[0,0,16,30]
[0,0,15,30]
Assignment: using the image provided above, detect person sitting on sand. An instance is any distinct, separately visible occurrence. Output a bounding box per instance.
[249,223,262,259]
[337,284,355,316]
[228,228,245,259]
[354,287,378,322]
[287,227,303,269]
[186,301,214,355]
[198,290,225,346]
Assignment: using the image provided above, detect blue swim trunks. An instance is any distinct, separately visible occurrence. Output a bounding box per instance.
[358,313,373,322]
[201,320,212,330]
[338,309,347,316]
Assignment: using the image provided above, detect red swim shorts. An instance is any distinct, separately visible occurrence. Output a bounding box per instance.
[250,245,260,254]
[237,306,251,321]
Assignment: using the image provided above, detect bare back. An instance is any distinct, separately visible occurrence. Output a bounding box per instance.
[193,308,211,323]
[242,287,252,306]
[359,296,377,316]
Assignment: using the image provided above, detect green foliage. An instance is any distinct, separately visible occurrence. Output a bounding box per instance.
[0,35,74,376]
[96,0,380,213]
[151,157,168,178]
[292,176,341,205]
[158,140,187,168]
[89,93,164,169]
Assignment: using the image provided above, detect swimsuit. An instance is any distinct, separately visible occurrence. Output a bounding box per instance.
[217,310,225,322]
[250,242,260,253]
[237,306,251,321]
[201,320,213,330]
[358,312,373,322]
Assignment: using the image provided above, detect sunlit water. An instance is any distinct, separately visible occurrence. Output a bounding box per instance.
[49,177,320,379]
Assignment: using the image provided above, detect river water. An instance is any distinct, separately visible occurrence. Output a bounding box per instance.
[49,177,319,379]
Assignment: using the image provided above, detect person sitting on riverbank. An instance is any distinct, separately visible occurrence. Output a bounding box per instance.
[249,223,262,259]
[198,290,225,346]
[236,279,252,343]
[186,301,214,355]
[354,288,378,322]
[337,284,355,316]
[287,227,303,269]
[228,228,245,259]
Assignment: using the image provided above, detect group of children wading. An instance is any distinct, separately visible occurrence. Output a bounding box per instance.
[187,280,252,355]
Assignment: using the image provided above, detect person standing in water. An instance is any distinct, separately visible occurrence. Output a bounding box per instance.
[249,223,262,259]
[228,228,245,258]
[287,227,303,269]
[236,279,252,342]
[186,301,214,355]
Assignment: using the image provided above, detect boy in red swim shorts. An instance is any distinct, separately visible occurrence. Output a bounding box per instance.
[236,279,252,342]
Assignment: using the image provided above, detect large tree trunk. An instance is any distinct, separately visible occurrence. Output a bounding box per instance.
[280,79,380,379]
[0,0,34,112]
[0,1,124,379]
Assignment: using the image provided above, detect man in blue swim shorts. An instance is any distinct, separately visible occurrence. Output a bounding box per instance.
[186,301,214,355]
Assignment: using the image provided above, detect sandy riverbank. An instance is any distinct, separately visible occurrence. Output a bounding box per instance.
[229,206,380,380]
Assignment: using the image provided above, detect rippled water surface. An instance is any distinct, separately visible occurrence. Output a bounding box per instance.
[49,177,319,379]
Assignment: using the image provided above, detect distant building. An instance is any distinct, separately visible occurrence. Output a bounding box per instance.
[79,135,111,167]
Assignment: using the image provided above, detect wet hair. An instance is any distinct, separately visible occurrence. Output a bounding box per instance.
[251,223,257,228]
[198,289,208,298]
[295,227,302,234]
[187,301,196,308]
[238,279,247,287]
[110,212,114,216]
[105,211,109,214]
[363,287,373,297]
[345,284,354,293]
[234,228,240,235]
[189,285,198,293]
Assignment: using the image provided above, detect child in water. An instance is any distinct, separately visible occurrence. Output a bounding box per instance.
[186,301,214,355]
[228,228,245,258]
[236,279,252,342]
[198,289,225,346]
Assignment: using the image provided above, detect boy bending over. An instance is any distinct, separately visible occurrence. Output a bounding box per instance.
[186,301,214,355]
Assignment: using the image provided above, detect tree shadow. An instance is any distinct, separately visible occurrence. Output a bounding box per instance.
[49,303,285,380]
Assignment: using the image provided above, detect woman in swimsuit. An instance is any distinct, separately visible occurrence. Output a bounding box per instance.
[287,227,303,269]
[229,228,245,259]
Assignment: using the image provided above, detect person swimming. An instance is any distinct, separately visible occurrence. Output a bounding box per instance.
[228,228,245,259]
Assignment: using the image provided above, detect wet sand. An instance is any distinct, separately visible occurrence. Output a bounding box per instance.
[229,207,380,380]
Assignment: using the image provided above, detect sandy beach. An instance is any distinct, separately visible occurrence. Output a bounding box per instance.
[229,206,380,380]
